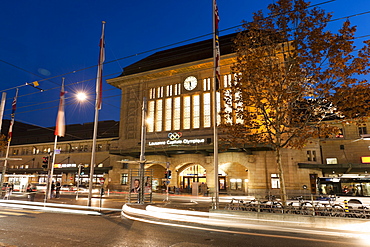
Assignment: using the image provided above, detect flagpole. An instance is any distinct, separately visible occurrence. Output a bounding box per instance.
[212,0,220,209]
[0,89,18,190]
[46,77,66,200]
[88,21,106,207]
[0,92,7,133]
[47,135,58,199]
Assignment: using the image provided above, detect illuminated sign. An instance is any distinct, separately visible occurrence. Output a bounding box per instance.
[361,156,370,164]
[148,132,205,146]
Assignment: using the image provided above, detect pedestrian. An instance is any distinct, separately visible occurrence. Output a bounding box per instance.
[55,181,61,198]
[3,187,11,200]
[27,184,36,201]
[51,181,55,198]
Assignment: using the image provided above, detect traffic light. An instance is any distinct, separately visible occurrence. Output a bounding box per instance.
[80,167,85,175]
[42,157,48,170]
[165,170,172,179]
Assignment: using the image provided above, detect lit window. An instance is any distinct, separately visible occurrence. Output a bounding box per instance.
[271,174,280,189]
[235,90,244,124]
[326,158,338,164]
[193,95,200,129]
[174,97,181,130]
[157,86,164,98]
[203,93,211,128]
[166,85,172,97]
[165,98,172,131]
[336,128,344,138]
[149,88,155,99]
[217,92,221,125]
[155,99,163,132]
[223,74,232,88]
[224,89,232,124]
[183,96,191,129]
[174,83,181,96]
[147,101,155,132]
[203,78,211,91]
[121,173,128,185]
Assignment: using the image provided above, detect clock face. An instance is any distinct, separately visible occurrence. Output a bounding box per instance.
[184,76,197,91]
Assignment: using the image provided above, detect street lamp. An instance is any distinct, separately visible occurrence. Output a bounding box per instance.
[76,92,87,101]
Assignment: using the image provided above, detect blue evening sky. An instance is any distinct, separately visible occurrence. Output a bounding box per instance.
[0,0,369,129]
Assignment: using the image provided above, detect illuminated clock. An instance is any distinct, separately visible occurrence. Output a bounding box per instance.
[184,76,198,91]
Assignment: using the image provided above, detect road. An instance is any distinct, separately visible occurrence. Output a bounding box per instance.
[0,205,368,247]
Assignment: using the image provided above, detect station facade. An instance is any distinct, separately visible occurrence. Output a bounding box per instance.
[106,33,323,197]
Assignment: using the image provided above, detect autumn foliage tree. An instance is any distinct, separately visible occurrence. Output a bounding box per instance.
[220,0,370,204]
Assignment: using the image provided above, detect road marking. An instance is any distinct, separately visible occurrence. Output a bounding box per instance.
[0,208,43,214]
[0,208,43,216]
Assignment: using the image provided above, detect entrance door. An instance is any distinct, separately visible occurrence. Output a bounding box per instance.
[219,176,226,191]
[183,176,206,193]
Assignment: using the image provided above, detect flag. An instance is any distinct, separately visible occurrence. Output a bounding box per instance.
[8,89,18,141]
[96,21,106,110]
[55,81,65,137]
[214,0,221,90]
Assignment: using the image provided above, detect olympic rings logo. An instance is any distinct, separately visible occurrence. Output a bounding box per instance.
[168,132,182,141]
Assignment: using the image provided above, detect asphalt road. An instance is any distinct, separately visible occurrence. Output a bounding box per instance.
[0,206,368,247]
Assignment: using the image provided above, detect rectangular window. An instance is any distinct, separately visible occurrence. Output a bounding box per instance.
[166,85,172,97]
[155,99,163,132]
[149,88,155,99]
[307,150,317,162]
[121,173,128,185]
[224,89,233,124]
[165,98,172,131]
[203,78,211,91]
[271,174,280,189]
[235,90,244,124]
[326,158,338,164]
[174,83,181,96]
[174,97,181,130]
[216,92,221,125]
[183,96,191,129]
[193,95,200,129]
[223,74,232,88]
[157,86,164,98]
[336,128,344,138]
[147,101,155,132]
[203,93,211,128]
[359,125,367,136]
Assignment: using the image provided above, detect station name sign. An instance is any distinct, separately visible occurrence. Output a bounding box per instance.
[148,132,205,146]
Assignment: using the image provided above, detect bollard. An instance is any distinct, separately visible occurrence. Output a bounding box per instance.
[344,200,349,213]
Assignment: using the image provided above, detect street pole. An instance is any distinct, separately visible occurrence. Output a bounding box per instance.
[76,164,83,200]
[139,97,147,204]
[212,0,220,209]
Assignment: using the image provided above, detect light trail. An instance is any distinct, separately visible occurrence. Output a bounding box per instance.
[122,204,370,244]
[122,210,363,246]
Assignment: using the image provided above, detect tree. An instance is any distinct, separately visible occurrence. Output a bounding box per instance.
[220,0,370,204]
